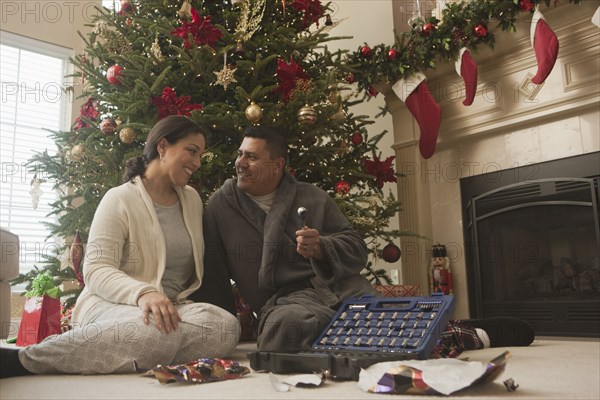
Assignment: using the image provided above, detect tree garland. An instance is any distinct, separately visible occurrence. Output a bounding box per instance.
[345,0,581,95]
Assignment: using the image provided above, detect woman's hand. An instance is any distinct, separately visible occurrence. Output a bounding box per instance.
[137,291,181,334]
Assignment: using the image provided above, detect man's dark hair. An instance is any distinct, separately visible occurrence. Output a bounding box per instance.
[243,125,288,162]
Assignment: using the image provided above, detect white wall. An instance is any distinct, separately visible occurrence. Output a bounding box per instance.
[330,1,401,280]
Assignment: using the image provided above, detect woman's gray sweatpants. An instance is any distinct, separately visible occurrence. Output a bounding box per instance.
[18,301,240,375]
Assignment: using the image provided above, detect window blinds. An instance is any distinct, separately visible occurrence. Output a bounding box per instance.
[1,35,71,280]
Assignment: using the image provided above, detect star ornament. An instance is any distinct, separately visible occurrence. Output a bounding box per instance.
[214,65,237,90]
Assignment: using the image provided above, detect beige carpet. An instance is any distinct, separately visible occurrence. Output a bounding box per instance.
[1,337,599,399]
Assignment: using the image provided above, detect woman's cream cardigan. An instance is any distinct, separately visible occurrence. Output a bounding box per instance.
[72,176,204,324]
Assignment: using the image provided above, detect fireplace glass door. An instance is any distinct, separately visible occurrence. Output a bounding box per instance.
[466,177,600,336]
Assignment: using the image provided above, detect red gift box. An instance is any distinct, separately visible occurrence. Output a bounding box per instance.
[16,295,62,346]
[373,284,421,298]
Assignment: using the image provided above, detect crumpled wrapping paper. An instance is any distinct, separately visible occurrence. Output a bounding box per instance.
[269,373,325,392]
[137,357,250,384]
[358,351,510,395]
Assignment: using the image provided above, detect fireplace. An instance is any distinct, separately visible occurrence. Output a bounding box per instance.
[461,152,600,337]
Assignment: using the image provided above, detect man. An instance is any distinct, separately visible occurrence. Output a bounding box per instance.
[191,125,377,351]
[191,125,535,354]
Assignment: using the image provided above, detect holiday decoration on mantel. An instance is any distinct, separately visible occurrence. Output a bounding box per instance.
[455,48,477,106]
[392,72,441,159]
[530,9,559,84]
[346,0,582,158]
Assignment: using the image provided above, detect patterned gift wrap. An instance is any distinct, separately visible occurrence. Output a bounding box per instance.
[137,358,250,384]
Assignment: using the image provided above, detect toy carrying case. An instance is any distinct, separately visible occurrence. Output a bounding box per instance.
[248,292,455,380]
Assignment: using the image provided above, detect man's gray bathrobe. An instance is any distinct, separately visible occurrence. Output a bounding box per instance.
[191,172,376,351]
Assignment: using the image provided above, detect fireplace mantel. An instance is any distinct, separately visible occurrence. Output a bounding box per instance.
[384,2,600,319]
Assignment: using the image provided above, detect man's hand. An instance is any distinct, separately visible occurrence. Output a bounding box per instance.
[137,291,181,334]
[296,226,323,260]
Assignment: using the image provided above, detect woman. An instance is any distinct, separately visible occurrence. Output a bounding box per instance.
[1,115,240,378]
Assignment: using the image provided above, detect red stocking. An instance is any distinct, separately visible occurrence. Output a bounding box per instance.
[455,48,477,106]
[531,10,559,85]
[392,72,441,159]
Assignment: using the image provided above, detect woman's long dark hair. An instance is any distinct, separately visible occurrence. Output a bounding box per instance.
[122,115,206,183]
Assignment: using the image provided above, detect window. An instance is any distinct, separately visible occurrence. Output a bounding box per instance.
[1,32,72,282]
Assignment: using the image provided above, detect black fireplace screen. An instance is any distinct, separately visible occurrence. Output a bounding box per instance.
[462,153,600,337]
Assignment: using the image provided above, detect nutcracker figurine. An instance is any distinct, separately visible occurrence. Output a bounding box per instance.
[429,243,453,295]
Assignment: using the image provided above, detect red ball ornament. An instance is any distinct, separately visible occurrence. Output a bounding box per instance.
[360,45,372,58]
[335,180,351,195]
[351,132,363,145]
[100,118,117,135]
[107,65,124,85]
[387,49,398,60]
[474,24,488,38]
[422,22,436,36]
[367,86,378,97]
[346,73,356,84]
[519,0,534,12]
[382,243,401,263]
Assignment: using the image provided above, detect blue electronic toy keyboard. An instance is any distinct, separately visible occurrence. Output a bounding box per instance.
[248,292,455,380]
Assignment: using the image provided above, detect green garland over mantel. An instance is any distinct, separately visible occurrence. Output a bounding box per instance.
[345,0,583,94]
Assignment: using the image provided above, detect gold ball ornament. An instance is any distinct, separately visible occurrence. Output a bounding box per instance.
[69,144,85,162]
[298,105,317,126]
[245,102,263,123]
[202,150,215,163]
[119,127,136,144]
[330,106,345,122]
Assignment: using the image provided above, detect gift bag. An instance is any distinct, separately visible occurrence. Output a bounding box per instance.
[16,272,62,346]
[16,295,62,346]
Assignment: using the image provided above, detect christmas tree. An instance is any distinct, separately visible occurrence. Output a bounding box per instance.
[22,0,405,304]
